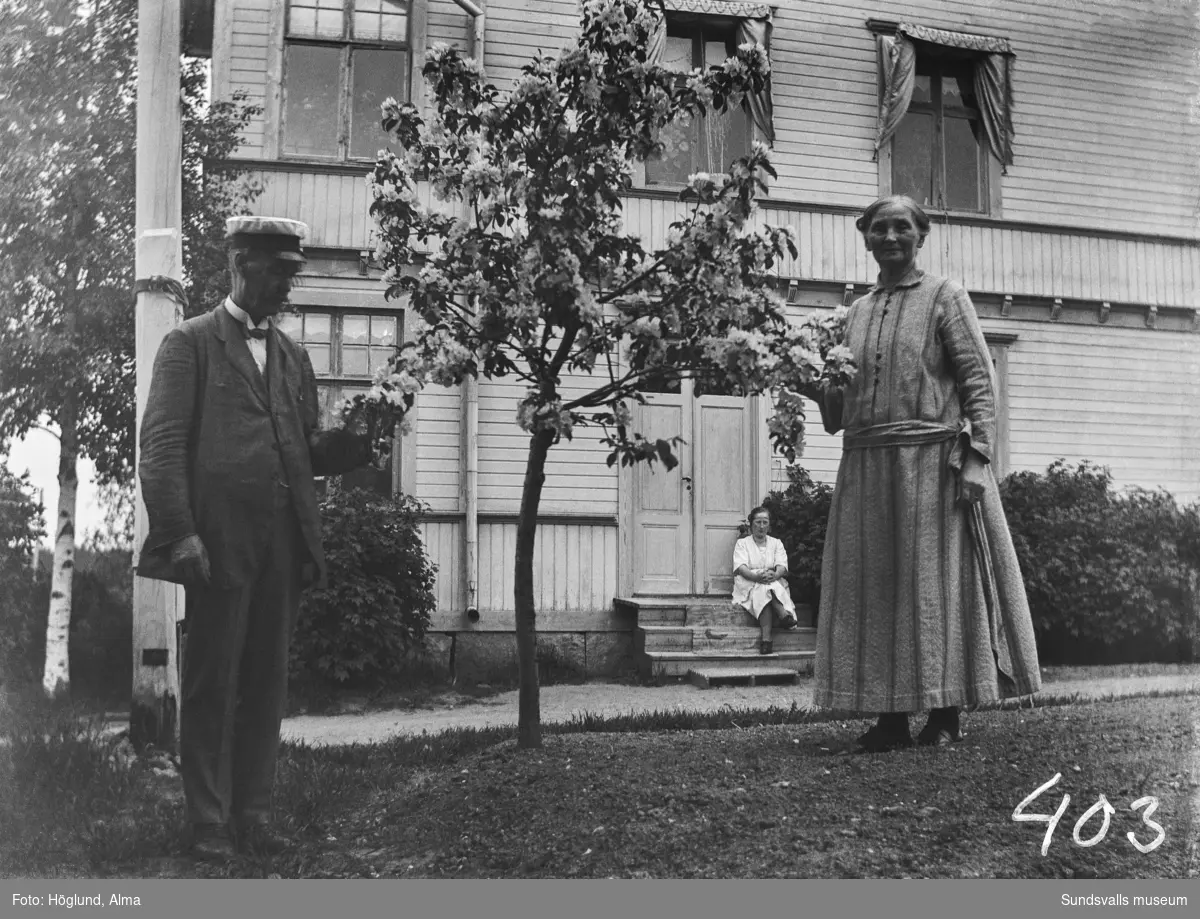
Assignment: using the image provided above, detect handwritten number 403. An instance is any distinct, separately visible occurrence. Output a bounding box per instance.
[1012,773,1165,856]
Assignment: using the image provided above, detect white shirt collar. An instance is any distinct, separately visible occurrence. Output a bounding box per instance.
[223,297,272,332]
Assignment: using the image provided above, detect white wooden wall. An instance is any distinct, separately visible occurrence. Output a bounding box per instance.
[773,0,1200,238]
[772,316,1200,504]
[422,518,620,627]
[214,0,1200,623]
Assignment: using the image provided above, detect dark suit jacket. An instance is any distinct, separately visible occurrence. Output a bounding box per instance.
[137,304,365,588]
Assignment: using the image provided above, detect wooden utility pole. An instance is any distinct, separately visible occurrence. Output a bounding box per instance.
[131,0,185,751]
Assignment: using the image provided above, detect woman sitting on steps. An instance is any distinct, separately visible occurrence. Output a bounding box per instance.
[732,506,799,656]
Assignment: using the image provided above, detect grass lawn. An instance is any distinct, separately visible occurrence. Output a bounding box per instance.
[2,693,1196,879]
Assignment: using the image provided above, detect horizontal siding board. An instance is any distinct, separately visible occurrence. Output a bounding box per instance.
[769,1,1200,235]
[1002,317,1199,501]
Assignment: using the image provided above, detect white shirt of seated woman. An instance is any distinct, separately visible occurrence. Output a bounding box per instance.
[732,507,799,655]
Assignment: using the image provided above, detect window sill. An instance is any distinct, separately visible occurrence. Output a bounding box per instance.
[230,157,386,176]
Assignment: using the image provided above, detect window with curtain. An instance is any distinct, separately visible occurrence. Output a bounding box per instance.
[892,55,987,213]
[873,23,1015,216]
[276,308,401,494]
[640,3,775,187]
[646,23,752,186]
[282,0,410,161]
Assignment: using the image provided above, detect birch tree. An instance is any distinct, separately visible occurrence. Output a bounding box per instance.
[352,0,855,747]
[0,0,258,698]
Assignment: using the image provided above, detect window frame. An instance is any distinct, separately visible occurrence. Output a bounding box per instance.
[984,332,1015,478]
[280,0,413,163]
[633,13,766,189]
[876,39,1004,217]
[277,305,404,495]
[642,19,752,188]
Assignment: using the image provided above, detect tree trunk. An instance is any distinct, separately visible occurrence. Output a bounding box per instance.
[514,428,555,749]
[43,398,79,700]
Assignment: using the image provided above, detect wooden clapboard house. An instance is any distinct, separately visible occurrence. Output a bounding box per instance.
[187,0,1200,683]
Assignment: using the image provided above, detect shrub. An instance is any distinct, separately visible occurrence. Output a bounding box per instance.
[66,548,134,706]
[1000,459,1200,665]
[761,465,833,608]
[290,488,438,694]
[0,464,44,686]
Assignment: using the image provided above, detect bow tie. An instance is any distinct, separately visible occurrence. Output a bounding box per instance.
[243,325,269,340]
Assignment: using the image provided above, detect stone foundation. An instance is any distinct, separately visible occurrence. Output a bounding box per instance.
[419,631,636,685]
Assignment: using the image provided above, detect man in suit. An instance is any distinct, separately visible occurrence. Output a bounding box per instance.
[138,216,369,861]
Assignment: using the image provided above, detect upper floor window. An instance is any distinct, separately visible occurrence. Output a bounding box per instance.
[873,22,1014,216]
[646,24,752,186]
[282,0,411,161]
[640,5,775,188]
[893,58,987,213]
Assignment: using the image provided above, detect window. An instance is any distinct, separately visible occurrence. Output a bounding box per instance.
[277,308,401,494]
[985,334,1014,478]
[873,23,1014,216]
[892,57,987,213]
[282,0,410,160]
[646,23,752,186]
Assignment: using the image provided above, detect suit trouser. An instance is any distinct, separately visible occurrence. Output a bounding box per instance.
[180,484,302,827]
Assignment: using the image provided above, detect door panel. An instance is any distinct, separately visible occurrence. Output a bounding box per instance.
[694,399,752,594]
[632,396,691,594]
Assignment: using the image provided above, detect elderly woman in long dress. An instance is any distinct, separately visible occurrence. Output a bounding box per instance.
[807,195,1041,752]
[732,505,799,655]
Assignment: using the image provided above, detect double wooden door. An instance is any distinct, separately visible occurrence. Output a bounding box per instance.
[632,382,755,595]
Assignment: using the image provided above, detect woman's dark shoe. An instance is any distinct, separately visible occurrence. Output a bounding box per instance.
[917,707,962,746]
[778,614,799,630]
[759,639,773,655]
[851,712,913,753]
[852,723,914,753]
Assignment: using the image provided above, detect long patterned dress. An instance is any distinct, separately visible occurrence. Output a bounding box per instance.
[811,268,1041,713]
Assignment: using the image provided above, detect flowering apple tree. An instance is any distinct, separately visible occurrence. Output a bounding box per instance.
[349,0,855,748]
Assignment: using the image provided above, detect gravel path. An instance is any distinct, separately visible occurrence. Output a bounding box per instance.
[280,665,1200,747]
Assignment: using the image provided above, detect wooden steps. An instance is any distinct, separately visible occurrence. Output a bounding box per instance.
[619,595,817,685]
[689,666,802,688]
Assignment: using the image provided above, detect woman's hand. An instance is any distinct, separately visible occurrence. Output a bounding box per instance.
[958,450,988,506]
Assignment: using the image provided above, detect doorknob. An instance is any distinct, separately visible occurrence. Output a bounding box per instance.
[681,475,693,490]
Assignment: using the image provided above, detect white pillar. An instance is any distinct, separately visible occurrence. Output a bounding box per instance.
[131,0,185,750]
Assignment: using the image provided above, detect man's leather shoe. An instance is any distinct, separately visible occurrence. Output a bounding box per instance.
[238,821,292,856]
[191,824,236,862]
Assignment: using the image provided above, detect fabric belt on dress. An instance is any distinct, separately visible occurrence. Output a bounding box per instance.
[842,419,972,471]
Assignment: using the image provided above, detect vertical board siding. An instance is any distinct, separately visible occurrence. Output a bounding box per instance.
[475,521,619,612]
[615,197,1199,306]
[420,519,462,613]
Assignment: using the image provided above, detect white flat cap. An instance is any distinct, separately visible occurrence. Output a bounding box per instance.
[225,216,309,262]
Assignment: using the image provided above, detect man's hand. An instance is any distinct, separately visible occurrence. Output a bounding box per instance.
[170,534,211,586]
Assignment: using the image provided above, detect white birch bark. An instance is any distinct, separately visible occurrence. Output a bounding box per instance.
[42,415,77,699]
